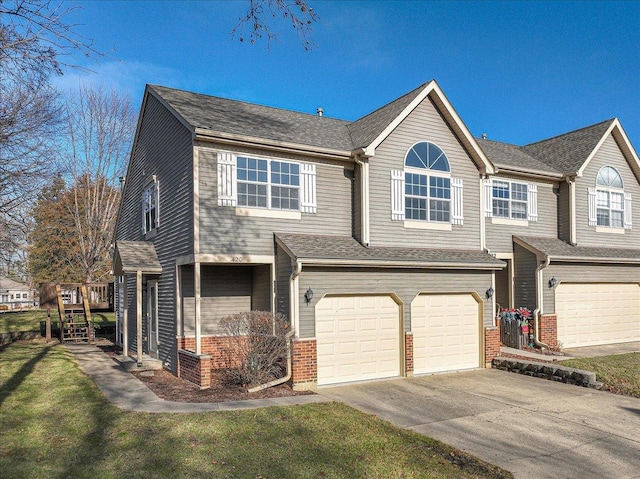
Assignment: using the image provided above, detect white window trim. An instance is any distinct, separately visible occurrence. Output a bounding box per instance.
[491,179,528,220]
[142,178,159,234]
[218,152,316,215]
[403,220,452,231]
[595,226,625,235]
[402,168,454,224]
[590,165,631,230]
[491,217,529,227]
[596,187,625,228]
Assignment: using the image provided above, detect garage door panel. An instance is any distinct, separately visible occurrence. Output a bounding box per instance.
[556,283,640,348]
[412,293,480,375]
[316,295,400,386]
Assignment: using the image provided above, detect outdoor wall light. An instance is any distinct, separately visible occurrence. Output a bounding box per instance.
[304,287,314,303]
[549,277,558,288]
[486,286,494,299]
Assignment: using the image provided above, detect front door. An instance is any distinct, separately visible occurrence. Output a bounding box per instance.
[147,280,159,357]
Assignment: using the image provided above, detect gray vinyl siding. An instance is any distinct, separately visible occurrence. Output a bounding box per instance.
[275,245,291,321]
[182,265,252,335]
[368,96,481,249]
[513,243,537,312]
[495,259,511,309]
[485,176,558,253]
[252,264,272,311]
[115,93,195,373]
[557,181,571,243]
[296,267,494,338]
[575,134,640,247]
[542,262,640,314]
[198,144,353,255]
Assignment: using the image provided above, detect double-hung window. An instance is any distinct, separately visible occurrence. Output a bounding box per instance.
[142,181,159,234]
[237,157,300,210]
[391,141,464,226]
[217,152,317,214]
[590,166,631,229]
[492,180,528,220]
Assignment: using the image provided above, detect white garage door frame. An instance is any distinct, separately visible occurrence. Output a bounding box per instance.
[555,282,640,348]
[411,292,483,375]
[315,293,405,386]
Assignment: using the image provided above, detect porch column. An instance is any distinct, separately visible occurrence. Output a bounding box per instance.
[194,262,202,355]
[123,275,129,357]
[136,269,143,365]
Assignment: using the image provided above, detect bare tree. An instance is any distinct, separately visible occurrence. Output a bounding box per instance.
[64,85,135,283]
[233,0,319,50]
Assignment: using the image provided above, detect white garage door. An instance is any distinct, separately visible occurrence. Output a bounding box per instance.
[412,293,481,374]
[316,295,400,386]
[556,283,640,348]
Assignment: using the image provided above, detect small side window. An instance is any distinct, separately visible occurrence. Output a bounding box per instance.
[142,180,159,234]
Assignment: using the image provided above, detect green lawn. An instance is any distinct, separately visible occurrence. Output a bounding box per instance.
[562,353,640,398]
[0,340,512,479]
[0,309,115,333]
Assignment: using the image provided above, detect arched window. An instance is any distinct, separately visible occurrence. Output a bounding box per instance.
[391,142,463,225]
[594,166,626,228]
[589,165,632,229]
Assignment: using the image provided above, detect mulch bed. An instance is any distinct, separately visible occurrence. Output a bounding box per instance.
[96,341,314,403]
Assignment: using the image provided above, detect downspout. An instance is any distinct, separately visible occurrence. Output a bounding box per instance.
[534,256,551,349]
[480,174,487,251]
[289,260,302,340]
[247,330,295,392]
[567,177,577,245]
[354,155,370,246]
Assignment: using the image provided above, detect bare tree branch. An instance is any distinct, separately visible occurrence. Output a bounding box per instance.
[232,0,319,50]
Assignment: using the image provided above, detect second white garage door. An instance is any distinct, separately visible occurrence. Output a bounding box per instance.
[412,293,481,375]
[556,283,640,348]
[315,295,400,386]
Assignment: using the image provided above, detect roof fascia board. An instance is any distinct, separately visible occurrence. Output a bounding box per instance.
[575,119,640,180]
[362,81,495,175]
[492,165,564,180]
[551,256,640,264]
[194,129,353,162]
[512,236,547,261]
[296,257,504,270]
[147,87,196,135]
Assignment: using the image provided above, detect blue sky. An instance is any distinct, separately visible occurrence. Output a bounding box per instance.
[60,0,640,148]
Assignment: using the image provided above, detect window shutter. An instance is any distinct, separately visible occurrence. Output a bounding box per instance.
[217,153,237,206]
[391,170,405,221]
[527,183,537,222]
[624,193,632,229]
[300,163,317,213]
[451,177,464,225]
[588,187,597,226]
[484,179,493,217]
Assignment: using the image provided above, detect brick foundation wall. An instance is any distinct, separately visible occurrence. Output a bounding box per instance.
[404,332,413,376]
[539,314,558,348]
[484,325,501,367]
[177,349,211,389]
[292,339,317,388]
[178,336,242,369]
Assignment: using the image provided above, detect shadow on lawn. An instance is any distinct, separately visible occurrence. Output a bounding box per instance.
[0,343,53,407]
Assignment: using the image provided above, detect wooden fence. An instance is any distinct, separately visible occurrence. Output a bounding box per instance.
[500,318,526,349]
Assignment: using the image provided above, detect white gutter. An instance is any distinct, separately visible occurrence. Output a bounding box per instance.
[289,261,302,339]
[354,155,371,246]
[534,256,551,349]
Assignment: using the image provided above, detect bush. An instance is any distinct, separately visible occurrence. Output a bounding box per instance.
[219,311,292,387]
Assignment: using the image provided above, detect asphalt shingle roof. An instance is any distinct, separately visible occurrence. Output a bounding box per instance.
[0,277,29,292]
[476,138,562,176]
[150,85,355,151]
[515,235,640,263]
[522,119,615,175]
[115,241,163,274]
[276,233,504,268]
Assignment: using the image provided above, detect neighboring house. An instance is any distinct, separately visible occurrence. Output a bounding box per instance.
[0,277,34,310]
[113,80,639,389]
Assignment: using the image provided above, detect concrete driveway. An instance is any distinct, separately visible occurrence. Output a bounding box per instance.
[319,369,640,479]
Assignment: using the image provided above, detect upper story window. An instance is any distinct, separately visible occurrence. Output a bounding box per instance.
[590,166,631,229]
[484,179,537,223]
[142,180,159,234]
[237,157,300,210]
[391,141,463,227]
[492,180,528,220]
[217,152,317,214]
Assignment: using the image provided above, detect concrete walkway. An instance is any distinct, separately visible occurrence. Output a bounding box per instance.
[66,343,328,413]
